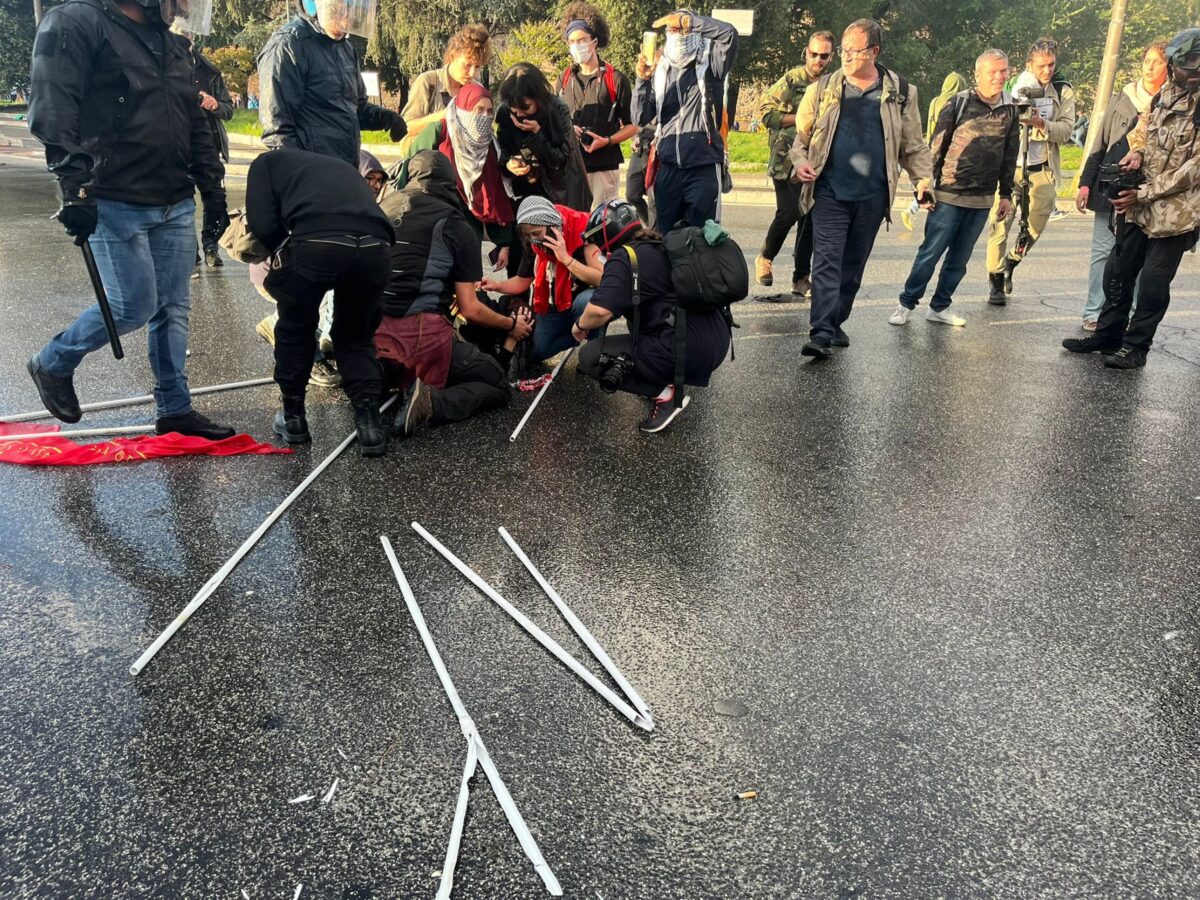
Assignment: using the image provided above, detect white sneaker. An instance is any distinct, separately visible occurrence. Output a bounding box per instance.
[889,305,911,326]
[926,308,966,327]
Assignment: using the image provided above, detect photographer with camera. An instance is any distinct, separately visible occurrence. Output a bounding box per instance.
[573,201,732,433]
[480,196,605,362]
[985,38,1075,304]
[1063,29,1200,369]
[1074,41,1168,330]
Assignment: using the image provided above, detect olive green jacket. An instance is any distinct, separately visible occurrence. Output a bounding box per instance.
[757,65,817,180]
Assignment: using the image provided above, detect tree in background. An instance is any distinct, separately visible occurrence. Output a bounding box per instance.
[1,0,44,95]
[207,45,256,96]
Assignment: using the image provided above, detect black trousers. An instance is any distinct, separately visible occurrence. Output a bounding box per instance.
[761,178,813,278]
[626,153,658,231]
[432,342,511,425]
[808,191,888,343]
[1096,221,1195,352]
[199,189,227,252]
[265,237,389,405]
[654,162,719,231]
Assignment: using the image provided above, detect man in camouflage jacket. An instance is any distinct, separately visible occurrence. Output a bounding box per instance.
[753,29,834,297]
[1063,28,1200,369]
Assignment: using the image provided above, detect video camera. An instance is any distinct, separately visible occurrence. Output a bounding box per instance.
[1098,162,1147,200]
[1013,85,1045,120]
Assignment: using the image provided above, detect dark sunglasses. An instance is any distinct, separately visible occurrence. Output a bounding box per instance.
[808,50,832,60]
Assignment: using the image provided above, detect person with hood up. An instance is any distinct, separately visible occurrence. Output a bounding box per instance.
[377,151,532,437]
[633,8,737,230]
[900,70,968,231]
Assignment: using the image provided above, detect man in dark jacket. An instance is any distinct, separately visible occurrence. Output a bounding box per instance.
[889,50,1019,328]
[26,0,234,440]
[245,149,396,456]
[379,151,531,436]
[257,0,406,167]
[634,8,737,229]
[186,38,234,268]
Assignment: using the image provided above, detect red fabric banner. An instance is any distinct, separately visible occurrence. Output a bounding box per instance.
[0,430,292,466]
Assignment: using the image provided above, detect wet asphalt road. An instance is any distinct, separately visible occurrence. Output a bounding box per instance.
[2,158,1200,899]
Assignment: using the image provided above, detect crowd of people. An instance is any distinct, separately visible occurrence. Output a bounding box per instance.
[19,0,1200,457]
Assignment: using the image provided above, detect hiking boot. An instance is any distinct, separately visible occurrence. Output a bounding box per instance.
[353,403,388,457]
[156,410,236,440]
[1102,346,1147,369]
[889,305,911,326]
[792,276,812,298]
[639,393,690,434]
[394,379,433,437]
[801,338,832,358]
[204,248,223,268]
[309,358,341,388]
[755,255,773,287]
[272,395,310,444]
[255,315,276,347]
[988,273,1006,305]
[926,308,966,327]
[1062,335,1120,354]
[1003,257,1018,295]
[27,355,82,424]
[831,327,850,348]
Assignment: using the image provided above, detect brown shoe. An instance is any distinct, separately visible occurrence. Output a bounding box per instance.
[792,276,813,298]
[755,255,773,287]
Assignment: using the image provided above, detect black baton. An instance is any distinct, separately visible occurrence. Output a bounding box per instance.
[80,243,124,360]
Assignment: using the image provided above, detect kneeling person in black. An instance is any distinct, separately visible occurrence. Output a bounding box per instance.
[574,201,731,433]
[245,148,395,456]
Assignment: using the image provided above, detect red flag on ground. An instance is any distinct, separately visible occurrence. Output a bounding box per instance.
[0,430,292,466]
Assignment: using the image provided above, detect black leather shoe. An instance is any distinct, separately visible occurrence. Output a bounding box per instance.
[156,410,236,440]
[27,356,82,423]
[1003,258,1018,295]
[987,273,1006,305]
[354,403,388,457]
[1062,335,1120,354]
[272,410,311,444]
[801,339,832,359]
[831,328,850,348]
[1102,346,1147,369]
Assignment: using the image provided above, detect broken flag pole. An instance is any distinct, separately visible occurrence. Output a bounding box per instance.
[509,346,574,443]
[380,536,563,899]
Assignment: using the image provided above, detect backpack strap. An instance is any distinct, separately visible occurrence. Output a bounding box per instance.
[625,244,642,369]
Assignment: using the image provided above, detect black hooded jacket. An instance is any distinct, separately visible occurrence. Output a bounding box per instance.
[28,0,222,205]
[378,151,483,319]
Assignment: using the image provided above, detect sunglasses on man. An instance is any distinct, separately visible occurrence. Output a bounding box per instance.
[807,50,832,60]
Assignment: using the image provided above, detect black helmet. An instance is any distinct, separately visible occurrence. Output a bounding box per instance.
[1167,28,1200,73]
[583,200,641,253]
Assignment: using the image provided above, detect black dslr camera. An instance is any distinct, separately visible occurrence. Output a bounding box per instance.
[1098,162,1146,200]
[1013,85,1045,122]
[596,351,634,393]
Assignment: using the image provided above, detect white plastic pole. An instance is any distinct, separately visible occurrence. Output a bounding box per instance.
[0,425,155,442]
[380,537,562,898]
[498,527,653,728]
[411,522,652,732]
[0,377,275,424]
[509,347,574,443]
[128,396,397,676]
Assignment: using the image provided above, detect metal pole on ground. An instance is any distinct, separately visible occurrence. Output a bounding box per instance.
[509,347,574,443]
[0,377,275,424]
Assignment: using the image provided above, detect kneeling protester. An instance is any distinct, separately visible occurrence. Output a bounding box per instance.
[376,151,532,437]
[574,200,739,433]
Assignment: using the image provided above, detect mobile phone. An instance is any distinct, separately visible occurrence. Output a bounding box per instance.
[579,129,595,147]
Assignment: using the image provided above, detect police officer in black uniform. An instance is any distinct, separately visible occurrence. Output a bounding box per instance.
[26,0,235,439]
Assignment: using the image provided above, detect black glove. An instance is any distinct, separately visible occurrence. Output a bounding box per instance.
[387,110,407,143]
[56,200,98,247]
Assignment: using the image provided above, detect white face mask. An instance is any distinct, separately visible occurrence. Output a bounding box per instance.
[664,32,701,67]
[569,40,596,65]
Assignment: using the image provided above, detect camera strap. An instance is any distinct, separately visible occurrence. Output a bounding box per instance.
[625,245,642,369]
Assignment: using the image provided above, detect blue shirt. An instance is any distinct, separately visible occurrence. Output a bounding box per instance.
[817,77,887,202]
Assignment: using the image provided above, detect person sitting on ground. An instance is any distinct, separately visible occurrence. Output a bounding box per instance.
[387,82,517,272]
[480,195,604,362]
[402,24,492,140]
[496,63,593,211]
[574,200,732,434]
[245,148,395,457]
[378,151,532,437]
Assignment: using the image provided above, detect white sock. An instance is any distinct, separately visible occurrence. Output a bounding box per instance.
[653,385,674,402]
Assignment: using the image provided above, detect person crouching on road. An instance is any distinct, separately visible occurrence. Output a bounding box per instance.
[789,18,933,358]
[375,151,533,438]
[1062,29,1200,370]
[574,200,732,434]
[245,149,395,456]
[481,196,605,363]
[889,50,1019,329]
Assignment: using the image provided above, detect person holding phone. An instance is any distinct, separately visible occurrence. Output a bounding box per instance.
[480,196,603,361]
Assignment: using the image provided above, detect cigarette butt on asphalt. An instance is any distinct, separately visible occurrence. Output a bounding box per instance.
[736,790,758,800]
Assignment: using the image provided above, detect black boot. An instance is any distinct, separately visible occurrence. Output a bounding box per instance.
[1062,334,1121,354]
[27,355,82,423]
[353,402,388,457]
[1003,257,1018,295]
[156,410,236,440]
[987,273,1006,306]
[272,395,311,444]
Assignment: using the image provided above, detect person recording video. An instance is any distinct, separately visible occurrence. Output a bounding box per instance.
[573,200,732,434]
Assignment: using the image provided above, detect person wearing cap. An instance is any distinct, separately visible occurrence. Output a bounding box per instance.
[573,200,732,433]
[1062,28,1200,369]
[556,2,637,208]
[402,24,492,140]
[480,195,604,362]
[633,8,737,230]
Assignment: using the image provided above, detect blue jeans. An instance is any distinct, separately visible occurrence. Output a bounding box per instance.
[899,203,989,312]
[531,290,594,362]
[38,197,196,417]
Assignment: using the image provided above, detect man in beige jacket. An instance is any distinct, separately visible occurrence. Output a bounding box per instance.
[789,19,932,357]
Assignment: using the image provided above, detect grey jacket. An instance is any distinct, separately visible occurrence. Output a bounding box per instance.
[1078,90,1139,214]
